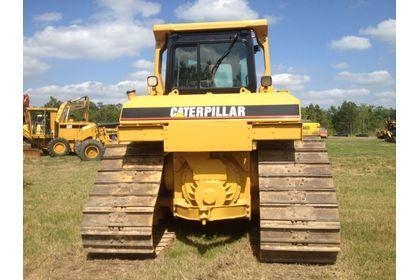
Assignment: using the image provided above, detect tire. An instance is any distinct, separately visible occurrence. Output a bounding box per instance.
[79,139,105,161]
[47,137,70,157]
[74,141,83,156]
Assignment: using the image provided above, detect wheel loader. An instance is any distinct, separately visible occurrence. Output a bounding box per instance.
[81,19,340,263]
[23,96,111,160]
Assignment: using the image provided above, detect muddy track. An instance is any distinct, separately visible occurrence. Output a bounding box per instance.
[258,138,340,263]
[81,142,174,256]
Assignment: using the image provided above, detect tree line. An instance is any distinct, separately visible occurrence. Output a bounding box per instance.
[302,101,396,135]
[44,96,396,135]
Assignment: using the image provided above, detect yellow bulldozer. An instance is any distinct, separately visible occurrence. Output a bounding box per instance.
[81,19,340,263]
[23,96,111,160]
[302,122,321,138]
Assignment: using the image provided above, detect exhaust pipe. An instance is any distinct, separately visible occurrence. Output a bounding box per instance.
[126,89,137,100]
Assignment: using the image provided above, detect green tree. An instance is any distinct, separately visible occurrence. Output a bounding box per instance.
[372,106,396,131]
[92,104,120,123]
[87,102,99,121]
[302,104,332,130]
[331,101,358,135]
[44,96,62,108]
[355,104,373,133]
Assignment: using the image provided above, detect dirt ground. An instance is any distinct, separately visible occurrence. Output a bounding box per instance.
[24,222,351,280]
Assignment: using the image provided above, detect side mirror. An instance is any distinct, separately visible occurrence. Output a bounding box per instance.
[253,45,260,54]
[260,75,272,87]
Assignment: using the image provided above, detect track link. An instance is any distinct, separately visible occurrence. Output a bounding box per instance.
[81,142,174,256]
[258,138,340,263]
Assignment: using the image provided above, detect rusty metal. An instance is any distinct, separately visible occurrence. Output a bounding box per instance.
[258,138,340,263]
[81,142,174,255]
[23,142,42,157]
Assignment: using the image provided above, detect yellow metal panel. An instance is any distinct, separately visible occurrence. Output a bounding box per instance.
[210,204,249,220]
[122,91,300,110]
[302,122,321,136]
[118,126,164,142]
[164,120,252,152]
[58,127,79,140]
[118,92,302,148]
[153,19,268,45]
[252,123,302,140]
[173,204,249,222]
[58,123,97,141]
[171,152,251,224]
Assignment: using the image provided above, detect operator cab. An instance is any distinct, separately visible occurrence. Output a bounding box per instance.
[28,109,54,136]
[164,30,258,94]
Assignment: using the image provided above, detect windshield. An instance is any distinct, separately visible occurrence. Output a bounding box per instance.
[173,41,250,91]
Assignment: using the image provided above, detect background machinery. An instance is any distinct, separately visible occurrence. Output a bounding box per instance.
[23,96,111,160]
[302,121,328,139]
[319,127,328,138]
[376,119,396,143]
[302,122,321,138]
[81,19,340,263]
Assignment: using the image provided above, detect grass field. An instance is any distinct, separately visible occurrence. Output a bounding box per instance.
[23,137,396,280]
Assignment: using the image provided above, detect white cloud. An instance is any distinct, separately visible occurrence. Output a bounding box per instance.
[308,88,369,98]
[24,22,155,61]
[128,69,150,81]
[272,73,311,91]
[298,87,396,107]
[24,0,161,77]
[175,0,259,21]
[336,70,392,85]
[132,59,154,70]
[23,56,50,77]
[330,36,371,50]
[374,91,395,98]
[263,15,283,24]
[300,88,370,106]
[34,12,62,22]
[373,90,396,107]
[374,98,395,108]
[332,62,349,69]
[373,91,396,108]
[97,0,161,19]
[360,19,396,45]
[129,59,155,81]
[26,80,148,106]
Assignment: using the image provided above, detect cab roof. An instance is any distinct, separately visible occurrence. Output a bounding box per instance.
[153,19,268,45]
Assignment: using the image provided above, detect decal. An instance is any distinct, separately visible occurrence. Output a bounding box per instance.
[169,106,245,118]
[121,104,299,120]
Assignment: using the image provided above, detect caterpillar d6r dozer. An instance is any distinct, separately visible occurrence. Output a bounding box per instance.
[81,19,340,263]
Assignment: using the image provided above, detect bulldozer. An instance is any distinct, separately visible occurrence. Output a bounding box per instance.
[23,96,111,160]
[302,122,321,138]
[81,19,340,263]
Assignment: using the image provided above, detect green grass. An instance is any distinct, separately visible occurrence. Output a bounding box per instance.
[23,137,396,280]
[328,137,396,280]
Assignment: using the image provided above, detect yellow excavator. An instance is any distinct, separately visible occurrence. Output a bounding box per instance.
[23,96,111,160]
[81,19,340,263]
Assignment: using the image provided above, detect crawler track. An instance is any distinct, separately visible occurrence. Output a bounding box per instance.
[258,138,340,263]
[81,142,174,256]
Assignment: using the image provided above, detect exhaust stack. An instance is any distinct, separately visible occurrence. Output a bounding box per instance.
[126,89,137,100]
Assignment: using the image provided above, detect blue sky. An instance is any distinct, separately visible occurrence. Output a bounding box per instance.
[23,0,396,108]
